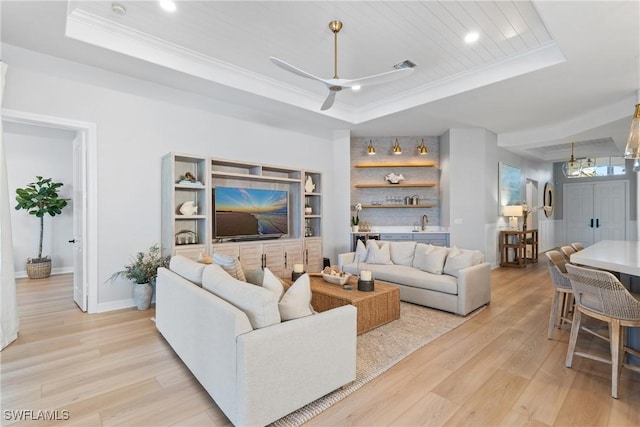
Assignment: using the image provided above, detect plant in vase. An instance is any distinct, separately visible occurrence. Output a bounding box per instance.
[14,176,69,279]
[351,203,362,232]
[521,203,552,231]
[108,244,170,310]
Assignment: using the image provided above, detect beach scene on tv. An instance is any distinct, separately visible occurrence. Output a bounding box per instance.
[214,187,289,238]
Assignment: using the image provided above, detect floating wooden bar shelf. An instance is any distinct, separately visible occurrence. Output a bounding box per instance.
[361,204,436,208]
[354,183,436,188]
[355,162,436,168]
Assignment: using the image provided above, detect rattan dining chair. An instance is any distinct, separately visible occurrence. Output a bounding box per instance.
[571,242,584,251]
[565,264,640,398]
[546,250,574,339]
[561,245,576,258]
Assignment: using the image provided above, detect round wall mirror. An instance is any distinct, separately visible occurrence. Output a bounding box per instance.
[543,182,554,218]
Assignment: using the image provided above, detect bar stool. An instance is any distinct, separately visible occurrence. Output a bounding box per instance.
[561,245,576,258]
[571,242,584,251]
[546,250,573,339]
[565,264,640,398]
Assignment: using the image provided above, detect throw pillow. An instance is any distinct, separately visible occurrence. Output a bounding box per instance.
[213,252,246,282]
[278,273,314,321]
[413,243,449,274]
[365,240,393,265]
[354,239,368,263]
[243,267,265,286]
[262,267,284,301]
[389,241,417,266]
[202,264,280,329]
[169,255,206,286]
[443,246,476,278]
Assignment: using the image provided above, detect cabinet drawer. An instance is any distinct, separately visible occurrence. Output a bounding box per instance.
[380,233,414,241]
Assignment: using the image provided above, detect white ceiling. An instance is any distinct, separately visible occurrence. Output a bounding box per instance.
[1,1,639,162]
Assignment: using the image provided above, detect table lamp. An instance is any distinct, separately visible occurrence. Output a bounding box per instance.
[503,205,523,230]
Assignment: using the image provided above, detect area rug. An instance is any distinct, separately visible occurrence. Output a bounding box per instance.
[271,302,484,427]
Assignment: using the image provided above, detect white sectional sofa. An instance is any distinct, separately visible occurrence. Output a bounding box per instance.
[155,256,357,426]
[338,240,491,316]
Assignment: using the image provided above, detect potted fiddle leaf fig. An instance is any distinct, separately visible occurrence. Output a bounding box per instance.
[14,176,69,279]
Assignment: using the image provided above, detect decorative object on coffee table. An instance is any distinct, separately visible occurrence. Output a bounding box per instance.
[14,176,69,279]
[292,263,305,281]
[321,266,351,285]
[357,270,374,291]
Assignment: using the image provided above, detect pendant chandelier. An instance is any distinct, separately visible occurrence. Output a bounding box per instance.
[623,104,640,171]
[565,142,580,176]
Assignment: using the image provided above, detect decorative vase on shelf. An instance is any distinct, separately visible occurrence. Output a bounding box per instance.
[133,283,153,310]
[351,225,359,232]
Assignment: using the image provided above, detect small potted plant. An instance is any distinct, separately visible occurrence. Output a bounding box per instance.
[305,203,313,215]
[14,176,69,279]
[351,203,362,232]
[109,244,170,310]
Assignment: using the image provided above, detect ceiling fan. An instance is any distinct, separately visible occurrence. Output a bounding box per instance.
[269,20,415,111]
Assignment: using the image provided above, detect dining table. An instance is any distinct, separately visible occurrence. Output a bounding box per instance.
[570,240,640,364]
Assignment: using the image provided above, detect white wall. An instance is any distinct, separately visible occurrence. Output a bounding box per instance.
[2,44,339,309]
[4,122,74,276]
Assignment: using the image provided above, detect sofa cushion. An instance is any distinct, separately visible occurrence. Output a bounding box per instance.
[389,241,417,266]
[243,267,265,286]
[443,246,476,278]
[169,255,206,286]
[213,252,246,281]
[342,263,458,295]
[278,273,314,321]
[262,267,284,300]
[202,264,280,329]
[354,239,368,263]
[365,240,393,265]
[413,244,449,274]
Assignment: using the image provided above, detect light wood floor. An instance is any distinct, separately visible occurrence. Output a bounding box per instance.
[2,261,639,426]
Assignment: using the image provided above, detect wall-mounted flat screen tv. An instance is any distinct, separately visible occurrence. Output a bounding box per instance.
[213,187,289,240]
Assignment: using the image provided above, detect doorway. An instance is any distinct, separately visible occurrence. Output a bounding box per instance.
[2,109,98,312]
[564,180,627,246]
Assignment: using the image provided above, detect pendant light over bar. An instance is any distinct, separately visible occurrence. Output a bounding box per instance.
[624,103,640,166]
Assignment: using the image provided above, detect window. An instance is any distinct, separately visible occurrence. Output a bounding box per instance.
[562,157,626,178]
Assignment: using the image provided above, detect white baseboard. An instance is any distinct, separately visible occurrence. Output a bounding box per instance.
[14,266,74,279]
[95,298,136,313]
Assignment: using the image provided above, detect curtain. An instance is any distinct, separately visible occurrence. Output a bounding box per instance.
[1,61,19,350]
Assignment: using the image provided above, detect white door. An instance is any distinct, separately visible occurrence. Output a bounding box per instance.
[594,181,627,241]
[564,181,626,247]
[72,136,86,311]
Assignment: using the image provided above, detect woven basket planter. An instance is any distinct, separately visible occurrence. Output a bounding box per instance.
[26,258,52,279]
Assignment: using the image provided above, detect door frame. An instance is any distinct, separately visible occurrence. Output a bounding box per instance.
[2,108,98,313]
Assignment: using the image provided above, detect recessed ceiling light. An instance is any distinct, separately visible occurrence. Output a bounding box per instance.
[159,0,177,12]
[464,31,480,44]
[351,85,361,91]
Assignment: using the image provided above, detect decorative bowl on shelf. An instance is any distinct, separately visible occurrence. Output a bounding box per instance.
[321,271,351,285]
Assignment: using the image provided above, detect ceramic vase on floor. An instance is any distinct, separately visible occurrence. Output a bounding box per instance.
[133,282,153,310]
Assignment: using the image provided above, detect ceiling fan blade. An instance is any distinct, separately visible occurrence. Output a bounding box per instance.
[320,91,337,111]
[269,57,326,83]
[343,67,414,88]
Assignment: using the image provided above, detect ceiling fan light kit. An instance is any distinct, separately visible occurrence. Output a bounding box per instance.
[270,20,415,111]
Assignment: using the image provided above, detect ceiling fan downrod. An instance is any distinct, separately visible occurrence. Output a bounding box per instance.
[329,20,343,79]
